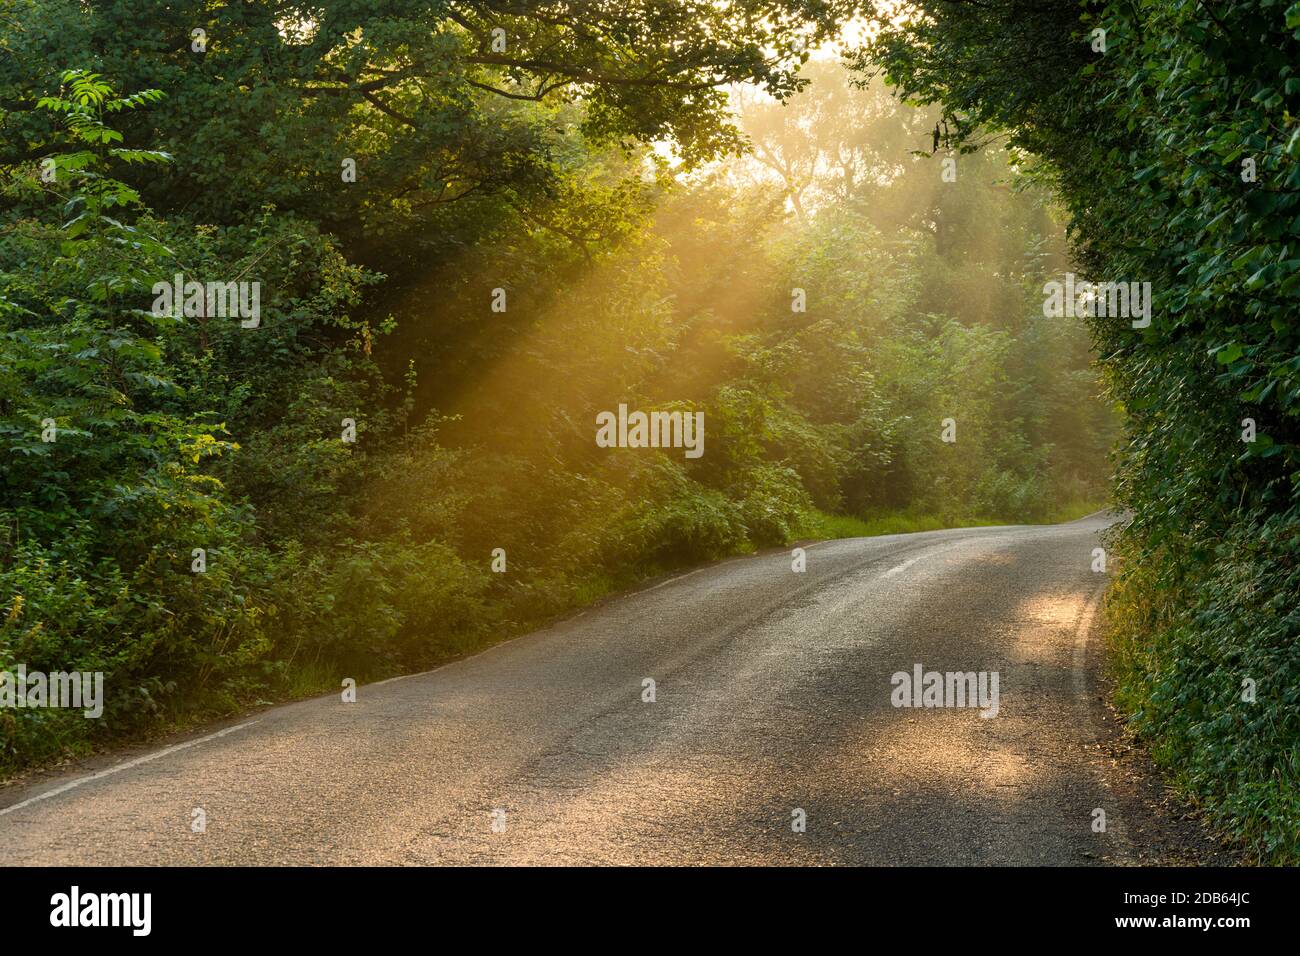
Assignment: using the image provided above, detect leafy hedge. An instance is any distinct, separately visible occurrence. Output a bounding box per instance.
[858,0,1300,860]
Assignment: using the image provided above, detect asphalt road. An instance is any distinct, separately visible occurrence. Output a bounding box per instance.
[0,513,1209,865]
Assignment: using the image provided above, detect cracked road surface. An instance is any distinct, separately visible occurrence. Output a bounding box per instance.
[0,513,1210,865]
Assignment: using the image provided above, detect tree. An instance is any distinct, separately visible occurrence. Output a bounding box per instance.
[0,0,859,259]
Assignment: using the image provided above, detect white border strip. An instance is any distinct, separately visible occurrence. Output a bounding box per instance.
[0,719,260,818]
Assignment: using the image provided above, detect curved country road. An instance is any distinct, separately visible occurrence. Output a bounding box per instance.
[0,513,1213,865]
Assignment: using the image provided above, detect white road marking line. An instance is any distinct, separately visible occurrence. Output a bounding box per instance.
[1072,575,1133,858]
[635,559,732,595]
[635,543,844,598]
[632,569,697,596]
[1073,578,1107,701]
[882,554,926,578]
[0,719,260,818]
[880,540,970,578]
